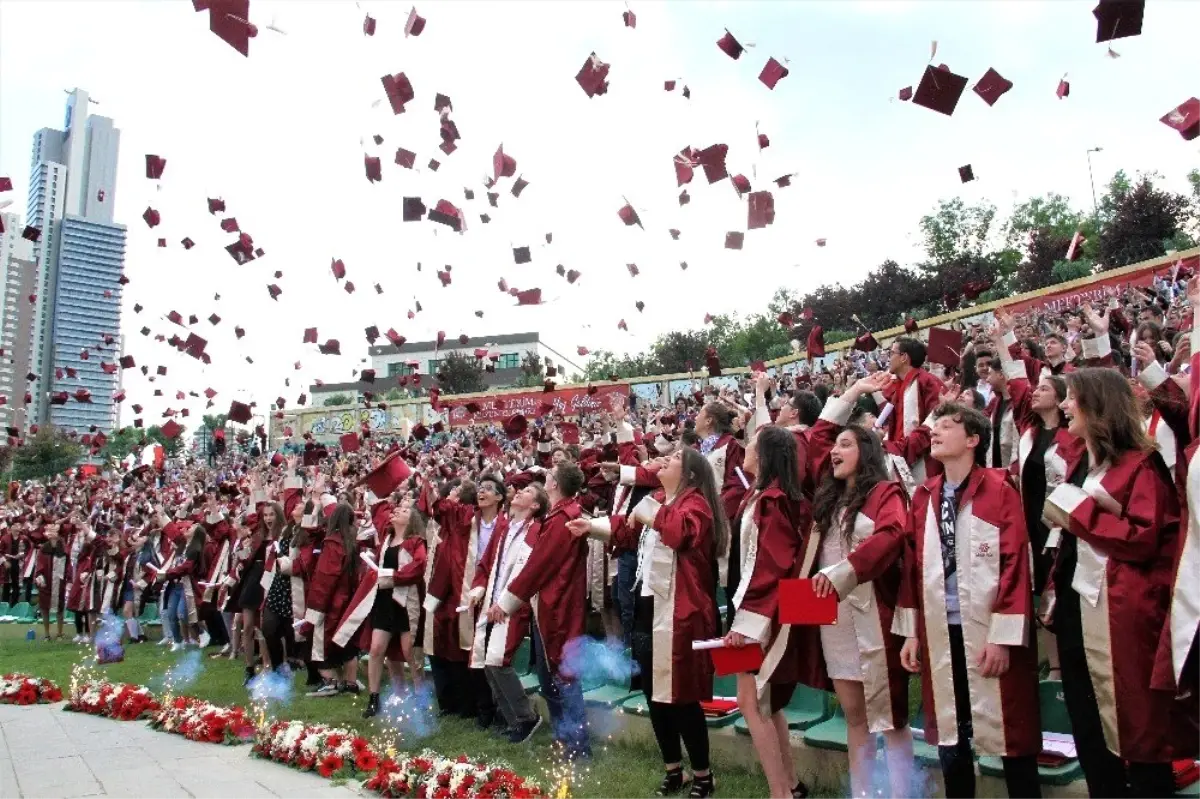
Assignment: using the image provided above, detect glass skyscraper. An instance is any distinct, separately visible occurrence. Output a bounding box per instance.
[25,88,124,434]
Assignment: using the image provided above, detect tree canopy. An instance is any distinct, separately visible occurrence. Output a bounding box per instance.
[11,425,83,482]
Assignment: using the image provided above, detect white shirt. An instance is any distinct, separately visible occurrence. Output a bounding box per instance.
[491,518,527,605]
[477,515,498,560]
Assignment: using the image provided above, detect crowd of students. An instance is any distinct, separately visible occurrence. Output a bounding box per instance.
[2,276,1198,799]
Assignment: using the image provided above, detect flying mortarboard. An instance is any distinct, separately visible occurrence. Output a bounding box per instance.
[716,30,744,59]
[381,72,415,115]
[228,400,252,425]
[576,52,610,98]
[925,326,963,368]
[958,164,975,183]
[1160,98,1199,141]
[142,207,161,228]
[145,154,167,180]
[972,68,1013,106]
[405,6,426,36]
[912,65,968,116]
[725,232,744,250]
[1093,0,1143,43]
[759,57,788,89]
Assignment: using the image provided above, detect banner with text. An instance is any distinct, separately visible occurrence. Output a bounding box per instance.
[446,384,629,427]
[1002,255,1197,315]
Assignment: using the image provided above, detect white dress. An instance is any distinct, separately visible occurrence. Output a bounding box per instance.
[816,526,864,682]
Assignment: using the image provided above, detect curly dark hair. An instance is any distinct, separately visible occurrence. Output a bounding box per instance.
[812,427,890,545]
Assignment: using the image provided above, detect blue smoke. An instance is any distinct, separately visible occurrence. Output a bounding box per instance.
[94,612,125,664]
[381,680,438,741]
[559,636,636,686]
[248,669,294,707]
[152,650,204,692]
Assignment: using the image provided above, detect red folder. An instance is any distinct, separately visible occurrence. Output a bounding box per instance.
[778,578,838,625]
[708,644,764,676]
[700,699,739,717]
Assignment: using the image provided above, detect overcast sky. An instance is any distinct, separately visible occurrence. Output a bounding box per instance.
[1,0,1197,429]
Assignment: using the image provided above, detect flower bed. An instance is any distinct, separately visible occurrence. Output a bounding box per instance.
[254,720,548,797]
[149,695,256,745]
[65,679,160,720]
[254,719,386,780]
[0,673,63,705]
[364,752,547,798]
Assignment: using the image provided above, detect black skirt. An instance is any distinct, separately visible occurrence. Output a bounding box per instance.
[368,590,410,636]
[236,563,265,610]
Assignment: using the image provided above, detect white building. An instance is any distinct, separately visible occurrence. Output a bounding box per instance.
[310,331,584,405]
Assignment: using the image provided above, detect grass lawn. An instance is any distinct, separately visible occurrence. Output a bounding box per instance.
[0,622,774,798]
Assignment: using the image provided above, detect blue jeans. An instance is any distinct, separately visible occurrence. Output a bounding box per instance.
[615,551,638,650]
[164,584,186,642]
[533,624,591,759]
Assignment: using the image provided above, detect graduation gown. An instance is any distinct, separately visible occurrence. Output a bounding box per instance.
[468,516,538,668]
[498,498,587,676]
[420,496,479,661]
[589,488,719,704]
[35,545,68,614]
[815,481,912,732]
[876,366,943,483]
[729,483,823,699]
[1045,448,1196,761]
[334,533,426,656]
[162,547,202,626]
[895,467,1041,757]
[67,533,97,613]
[707,433,747,587]
[302,533,358,663]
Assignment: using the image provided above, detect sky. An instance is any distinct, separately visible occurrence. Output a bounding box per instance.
[0,0,1197,431]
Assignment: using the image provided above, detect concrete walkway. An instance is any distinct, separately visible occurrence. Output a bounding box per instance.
[0,701,359,798]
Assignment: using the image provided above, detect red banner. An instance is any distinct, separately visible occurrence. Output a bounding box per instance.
[1002,255,1197,315]
[446,384,629,427]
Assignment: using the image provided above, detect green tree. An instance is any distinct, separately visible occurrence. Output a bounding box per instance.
[514,349,545,388]
[1005,193,1082,246]
[650,330,713,373]
[581,350,659,381]
[385,387,404,401]
[1097,173,1194,269]
[11,425,83,481]
[146,424,184,457]
[438,351,486,394]
[101,426,145,462]
[322,394,351,407]
[201,414,228,431]
[718,312,792,365]
[918,198,1000,265]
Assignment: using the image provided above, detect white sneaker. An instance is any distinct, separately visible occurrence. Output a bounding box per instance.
[170,642,183,652]
[199,632,211,648]
[72,634,84,644]
[218,643,231,656]
[158,637,173,647]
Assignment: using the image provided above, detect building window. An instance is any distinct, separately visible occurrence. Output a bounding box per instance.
[387,362,413,377]
[497,353,520,369]
[427,359,440,374]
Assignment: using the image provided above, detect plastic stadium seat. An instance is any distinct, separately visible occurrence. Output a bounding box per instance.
[11,602,35,623]
[583,647,638,708]
[803,705,849,752]
[734,684,833,734]
[978,681,1083,786]
[623,675,743,727]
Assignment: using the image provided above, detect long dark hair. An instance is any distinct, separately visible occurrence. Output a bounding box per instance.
[812,427,890,545]
[291,500,315,549]
[1065,367,1152,464]
[259,501,285,541]
[326,502,357,581]
[676,447,730,557]
[754,426,804,501]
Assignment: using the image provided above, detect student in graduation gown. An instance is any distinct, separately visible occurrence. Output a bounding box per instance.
[486,462,591,760]
[159,524,208,650]
[724,424,814,799]
[421,479,485,718]
[694,402,748,624]
[468,482,549,743]
[1043,367,1195,797]
[571,446,723,796]
[807,405,915,798]
[896,402,1042,799]
[34,523,68,641]
[876,337,945,483]
[300,502,362,697]
[328,494,426,717]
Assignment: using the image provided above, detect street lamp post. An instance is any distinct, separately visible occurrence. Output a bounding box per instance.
[1086,147,1104,218]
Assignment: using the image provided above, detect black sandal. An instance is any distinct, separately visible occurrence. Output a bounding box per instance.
[655,768,686,796]
[791,780,809,799]
[688,773,714,798]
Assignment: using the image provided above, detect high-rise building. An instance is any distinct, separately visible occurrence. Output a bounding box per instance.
[0,211,37,432]
[25,88,124,434]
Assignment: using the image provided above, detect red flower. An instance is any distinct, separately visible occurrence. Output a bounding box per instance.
[325,733,344,750]
[298,753,317,771]
[318,753,344,778]
[354,749,379,773]
[351,736,370,752]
